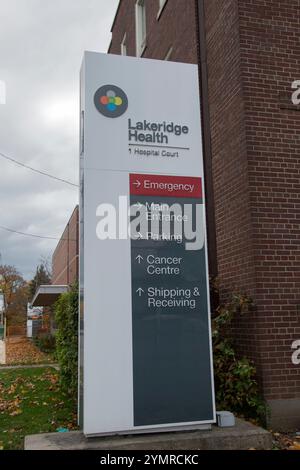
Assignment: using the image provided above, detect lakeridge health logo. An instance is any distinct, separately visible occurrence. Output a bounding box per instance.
[94,85,128,118]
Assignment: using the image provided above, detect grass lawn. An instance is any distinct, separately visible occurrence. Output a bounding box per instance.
[0,367,77,450]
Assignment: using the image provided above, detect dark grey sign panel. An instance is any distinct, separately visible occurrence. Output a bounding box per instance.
[130,189,214,426]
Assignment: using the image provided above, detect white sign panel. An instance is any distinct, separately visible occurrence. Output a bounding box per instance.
[80,52,215,436]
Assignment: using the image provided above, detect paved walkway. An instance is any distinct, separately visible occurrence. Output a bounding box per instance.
[0,340,5,364]
[0,363,59,371]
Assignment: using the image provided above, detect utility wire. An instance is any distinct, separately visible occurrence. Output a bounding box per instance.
[0,151,79,188]
[0,225,76,242]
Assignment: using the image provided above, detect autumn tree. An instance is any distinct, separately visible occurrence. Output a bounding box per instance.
[0,264,28,326]
[0,265,25,307]
[6,284,29,326]
[28,262,51,299]
[28,261,52,332]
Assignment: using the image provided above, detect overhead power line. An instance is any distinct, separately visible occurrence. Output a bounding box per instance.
[0,224,76,242]
[0,151,79,188]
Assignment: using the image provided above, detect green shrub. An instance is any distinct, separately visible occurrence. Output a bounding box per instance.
[212,292,267,422]
[54,283,78,397]
[34,332,56,354]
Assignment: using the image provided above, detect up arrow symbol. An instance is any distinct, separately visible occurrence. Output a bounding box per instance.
[136,255,144,264]
[136,288,145,297]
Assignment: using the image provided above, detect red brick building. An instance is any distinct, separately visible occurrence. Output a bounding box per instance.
[109,0,300,429]
[32,206,79,307]
[52,206,79,286]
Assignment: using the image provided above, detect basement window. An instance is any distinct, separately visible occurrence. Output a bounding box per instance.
[135,0,146,57]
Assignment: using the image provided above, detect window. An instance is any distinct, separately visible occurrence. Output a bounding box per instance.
[164,46,173,61]
[135,0,146,57]
[121,33,127,56]
[157,0,168,19]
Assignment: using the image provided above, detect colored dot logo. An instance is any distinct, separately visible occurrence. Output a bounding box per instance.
[100,91,123,112]
[94,85,128,118]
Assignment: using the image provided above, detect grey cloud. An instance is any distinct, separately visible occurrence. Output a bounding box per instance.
[0,0,119,279]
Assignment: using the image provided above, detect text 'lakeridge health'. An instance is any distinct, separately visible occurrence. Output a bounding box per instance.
[128,119,189,144]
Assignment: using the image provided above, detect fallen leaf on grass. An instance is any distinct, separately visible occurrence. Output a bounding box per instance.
[289,442,300,451]
[9,409,22,417]
[0,395,22,414]
[26,382,35,390]
[7,384,18,395]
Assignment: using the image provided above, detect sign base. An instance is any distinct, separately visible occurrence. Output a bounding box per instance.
[85,423,212,438]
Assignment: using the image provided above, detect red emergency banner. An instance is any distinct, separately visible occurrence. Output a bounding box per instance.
[129,174,202,198]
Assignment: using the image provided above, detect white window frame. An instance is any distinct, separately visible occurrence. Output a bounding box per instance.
[164,46,173,61]
[121,33,127,56]
[135,0,147,57]
[157,0,168,20]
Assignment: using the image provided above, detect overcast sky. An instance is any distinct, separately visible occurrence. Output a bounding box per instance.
[0,0,119,279]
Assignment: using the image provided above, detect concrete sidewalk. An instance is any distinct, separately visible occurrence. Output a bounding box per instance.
[0,363,59,370]
[25,418,272,450]
[0,340,5,364]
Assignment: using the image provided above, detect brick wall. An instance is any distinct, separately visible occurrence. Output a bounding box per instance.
[52,206,79,285]
[109,0,136,57]
[203,0,260,366]
[238,0,300,424]
[203,0,300,427]
[109,0,198,63]
[109,0,300,428]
